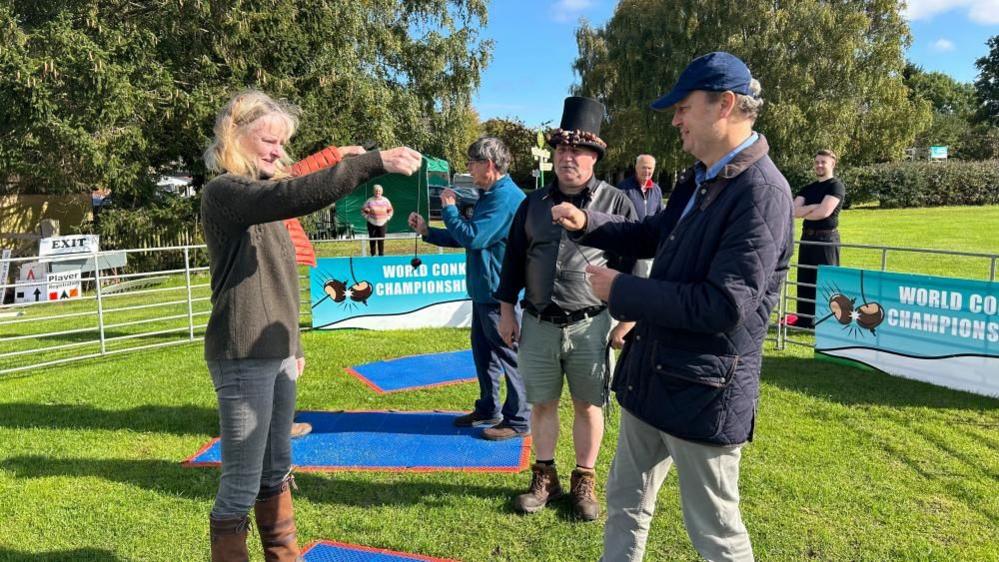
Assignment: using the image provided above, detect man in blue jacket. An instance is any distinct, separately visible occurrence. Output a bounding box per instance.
[408,136,530,440]
[553,52,794,561]
[616,154,663,222]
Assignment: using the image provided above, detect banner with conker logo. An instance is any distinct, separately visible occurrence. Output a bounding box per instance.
[814,266,998,397]
[310,254,472,330]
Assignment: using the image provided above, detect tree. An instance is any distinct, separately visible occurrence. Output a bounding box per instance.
[437,105,483,177]
[974,35,999,127]
[905,64,977,115]
[480,117,538,188]
[572,0,931,180]
[904,64,977,156]
[0,1,492,207]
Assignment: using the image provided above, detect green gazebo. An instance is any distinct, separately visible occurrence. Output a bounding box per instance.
[334,156,449,236]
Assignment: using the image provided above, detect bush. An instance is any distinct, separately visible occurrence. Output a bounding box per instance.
[79,195,204,272]
[838,160,999,208]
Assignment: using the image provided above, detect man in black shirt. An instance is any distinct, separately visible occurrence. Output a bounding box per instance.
[495,96,637,522]
[792,149,846,328]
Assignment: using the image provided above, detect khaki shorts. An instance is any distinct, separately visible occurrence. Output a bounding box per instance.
[518,310,610,406]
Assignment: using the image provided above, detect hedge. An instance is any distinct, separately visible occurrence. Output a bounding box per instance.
[783,160,999,209]
[840,160,999,208]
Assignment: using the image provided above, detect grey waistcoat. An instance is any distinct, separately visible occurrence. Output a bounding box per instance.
[523,180,626,313]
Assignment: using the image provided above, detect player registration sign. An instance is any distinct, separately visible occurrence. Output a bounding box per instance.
[46,270,82,301]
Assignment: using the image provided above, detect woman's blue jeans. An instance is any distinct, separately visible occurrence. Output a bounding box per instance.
[207,356,297,518]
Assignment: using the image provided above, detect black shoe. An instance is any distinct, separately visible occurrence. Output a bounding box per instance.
[453,411,502,427]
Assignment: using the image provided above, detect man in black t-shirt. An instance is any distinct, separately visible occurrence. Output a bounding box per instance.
[791,149,845,328]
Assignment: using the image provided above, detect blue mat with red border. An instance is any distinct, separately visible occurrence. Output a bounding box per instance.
[345,350,475,394]
[302,540,459,562]
[182,410,530,473]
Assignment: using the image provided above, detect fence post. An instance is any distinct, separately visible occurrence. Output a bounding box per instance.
[880,248,888,271]
[777,275,787,351]
[184,246,195,340]
[92,249,107,355]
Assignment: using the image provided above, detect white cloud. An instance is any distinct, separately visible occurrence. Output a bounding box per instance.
[967,0,999,24]
[903,0,999,24]
[932,38,956,52]
[550,0,595,23]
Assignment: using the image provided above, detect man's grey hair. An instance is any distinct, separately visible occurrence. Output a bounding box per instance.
[467,136,511,174]
[707,78,764,121]
[636,154,656,166]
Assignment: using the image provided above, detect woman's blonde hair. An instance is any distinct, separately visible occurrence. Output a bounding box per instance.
[203,89,301,180]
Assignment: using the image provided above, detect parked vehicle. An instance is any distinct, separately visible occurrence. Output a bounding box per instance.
[428,173,479,219]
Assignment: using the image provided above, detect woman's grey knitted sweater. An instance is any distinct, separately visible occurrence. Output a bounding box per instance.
[200,151,385,360]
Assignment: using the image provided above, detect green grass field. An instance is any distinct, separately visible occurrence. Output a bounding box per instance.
[1,206,998,560]
[1,331,997,561]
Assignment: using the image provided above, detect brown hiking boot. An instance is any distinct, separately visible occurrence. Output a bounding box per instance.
[570,467,600,521]
[512,462,564,514]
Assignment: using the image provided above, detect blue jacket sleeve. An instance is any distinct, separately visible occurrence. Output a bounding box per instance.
[607,182,792,332]
[423,226,462,248]
[440,193,514,250]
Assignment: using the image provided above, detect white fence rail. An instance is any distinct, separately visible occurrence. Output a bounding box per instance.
[3,236,996,375]
[773,241,999,350]
[0,236,443,375]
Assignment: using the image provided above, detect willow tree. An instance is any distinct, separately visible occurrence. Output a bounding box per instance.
[572,0,931,182]
[0,0,491,204]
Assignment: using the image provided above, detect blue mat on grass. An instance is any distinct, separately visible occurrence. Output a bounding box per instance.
[183,410,530,473]
[345,350,476,393]
[302,540,458,562]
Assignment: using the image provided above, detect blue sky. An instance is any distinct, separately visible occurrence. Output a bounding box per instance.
[472,0,998,128]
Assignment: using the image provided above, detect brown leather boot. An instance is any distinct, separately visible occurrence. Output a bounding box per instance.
[570,467,600,521]
[512,462,564,514]
[209,514,250,562]
[254,476,302,562]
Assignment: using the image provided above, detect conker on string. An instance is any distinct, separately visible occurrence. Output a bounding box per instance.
[829,294,854,325]
[411,257,422,269]
[856,302,885,330]
[323,280,348,303]
[349,281,373,303]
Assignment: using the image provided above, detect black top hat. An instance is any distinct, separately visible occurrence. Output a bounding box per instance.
[547,96,607,159]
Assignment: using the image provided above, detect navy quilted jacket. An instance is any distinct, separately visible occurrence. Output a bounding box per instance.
[576,135,793,445]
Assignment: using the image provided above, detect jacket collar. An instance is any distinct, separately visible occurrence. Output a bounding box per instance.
[482,174,512,196]
[716,133,769,180]
[679,134,771,214]
[545,174,601,201]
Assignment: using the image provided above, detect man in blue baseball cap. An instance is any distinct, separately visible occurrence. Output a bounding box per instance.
[550,51,795,560]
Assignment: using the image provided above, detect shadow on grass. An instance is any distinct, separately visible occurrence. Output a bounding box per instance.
[762,355,999,524]
[761,355,999,410]
[0,548,123,561]
[0,403,216,436]
[0,456,519,509]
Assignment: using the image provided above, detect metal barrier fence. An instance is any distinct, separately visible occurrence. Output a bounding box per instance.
[773,240,999,350]
[0,236,445,375]
[3,236,995,375]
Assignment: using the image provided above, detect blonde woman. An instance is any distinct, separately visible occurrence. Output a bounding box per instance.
[201,89,420,561]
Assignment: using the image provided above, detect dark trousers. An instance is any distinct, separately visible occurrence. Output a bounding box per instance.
[366,223,387,256]
[796,230,840,327]
[470,302,530,431]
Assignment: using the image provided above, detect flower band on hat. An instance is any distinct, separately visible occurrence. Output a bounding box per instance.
[546,128,607,150]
